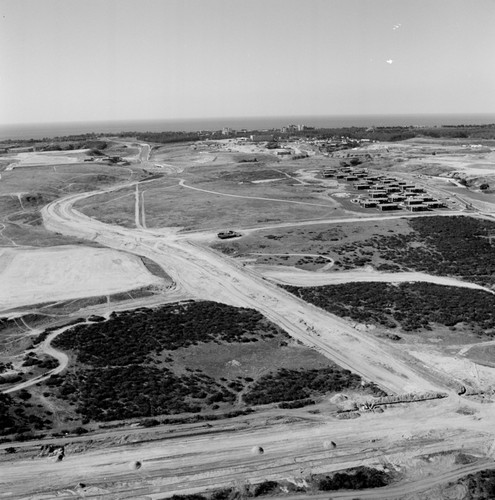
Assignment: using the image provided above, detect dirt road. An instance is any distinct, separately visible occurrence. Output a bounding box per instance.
[4,325,71,394]
[41,188,451,394]
[255,267,495,293]
[1,399,494,499]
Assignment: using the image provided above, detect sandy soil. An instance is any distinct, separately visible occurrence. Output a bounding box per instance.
[253,266,495,293]
[0,245,164,312]
[1,398,494,499]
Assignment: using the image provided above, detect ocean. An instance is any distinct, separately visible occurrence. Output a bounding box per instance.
[1,114,495,141]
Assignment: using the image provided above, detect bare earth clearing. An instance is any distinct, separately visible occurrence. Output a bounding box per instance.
[0,245,167,312]
[1,138,495,498]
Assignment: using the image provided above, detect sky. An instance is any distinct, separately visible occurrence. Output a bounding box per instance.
[1,0,495,125]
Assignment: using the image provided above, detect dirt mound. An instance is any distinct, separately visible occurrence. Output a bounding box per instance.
[323,440,337,449]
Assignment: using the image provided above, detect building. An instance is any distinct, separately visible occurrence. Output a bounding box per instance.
[379,203,400,211]
[322,170,336,178]
[405,198,425,206]
[250,134,274,142]
[424,201,444,209]
[369,190,388,198]
[407,204,429,212]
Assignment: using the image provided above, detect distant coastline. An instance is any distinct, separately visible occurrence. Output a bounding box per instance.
[1,113,495,141]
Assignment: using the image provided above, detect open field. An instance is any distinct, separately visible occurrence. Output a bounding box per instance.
[1,134,495,498]
[0,159,147,246]
[75,158,353,230]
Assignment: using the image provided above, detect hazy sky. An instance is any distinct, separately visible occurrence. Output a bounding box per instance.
[1,0,495,125]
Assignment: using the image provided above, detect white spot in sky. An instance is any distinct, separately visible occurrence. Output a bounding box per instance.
[386,59,394,65]
[393,24,402,30]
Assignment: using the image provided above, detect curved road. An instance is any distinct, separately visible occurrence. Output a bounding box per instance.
[3,326,71,394]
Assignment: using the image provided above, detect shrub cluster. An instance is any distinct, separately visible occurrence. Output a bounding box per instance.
[454,469,495,499]
[56,366,236,421]
[335,216,495,286]
[284,282,495,333]
[318,466,390,491]
[46,302,286,422]
[244,367,383,405]
[53,301,280,366]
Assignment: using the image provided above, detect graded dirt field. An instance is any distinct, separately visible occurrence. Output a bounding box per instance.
[0,245,167,312]
[3,150,91,169]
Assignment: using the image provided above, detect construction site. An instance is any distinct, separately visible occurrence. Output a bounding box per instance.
[0,131,495,499]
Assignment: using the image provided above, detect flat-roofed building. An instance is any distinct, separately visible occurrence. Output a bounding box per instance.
[379,203,400,211]
[424,201,444,208]
[405,198,426,206]
[407,204,429,212]
[369,190,387,198]
[322,169,336,177]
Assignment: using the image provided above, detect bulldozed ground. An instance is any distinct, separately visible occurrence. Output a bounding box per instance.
[1,135,495,499]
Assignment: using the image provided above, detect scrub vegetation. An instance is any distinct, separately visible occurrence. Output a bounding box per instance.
[17,301,375,425]
[335,216,495,286]
[283,282,495,334]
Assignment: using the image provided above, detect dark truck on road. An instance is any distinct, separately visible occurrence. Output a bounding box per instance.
[217,230,241,239]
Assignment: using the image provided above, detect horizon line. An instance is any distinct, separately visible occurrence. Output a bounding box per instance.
[2,111,495,128]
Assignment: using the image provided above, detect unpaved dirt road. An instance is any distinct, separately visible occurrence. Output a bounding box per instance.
[1,398,494,499]
[3,326,71,394]
[255,266,495,293]
[42,187,449,395]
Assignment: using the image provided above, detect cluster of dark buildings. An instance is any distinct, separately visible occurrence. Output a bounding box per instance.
[322,167,445,212]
